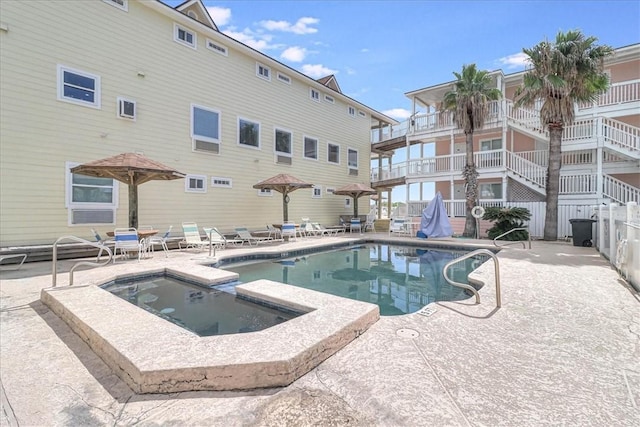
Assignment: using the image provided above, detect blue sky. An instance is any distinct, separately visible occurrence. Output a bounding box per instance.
[167,0,640,120]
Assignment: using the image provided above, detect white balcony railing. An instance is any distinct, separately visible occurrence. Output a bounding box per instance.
[579,80,640,110]
[603,175,640,204]
[603,117,640,153]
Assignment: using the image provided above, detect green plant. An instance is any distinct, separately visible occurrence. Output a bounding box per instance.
[483,207,531,241]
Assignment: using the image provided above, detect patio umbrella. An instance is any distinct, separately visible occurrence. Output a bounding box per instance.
[252,173,313,222]
[70,152,185,229]
[333,183,377,217]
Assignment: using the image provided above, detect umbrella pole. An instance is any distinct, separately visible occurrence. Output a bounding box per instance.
[353,196,358,218]
[129,184,138,229]
[282,191,289,222]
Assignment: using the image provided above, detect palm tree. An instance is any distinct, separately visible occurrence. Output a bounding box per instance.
[515,30,613,240]
[442,64,501,238]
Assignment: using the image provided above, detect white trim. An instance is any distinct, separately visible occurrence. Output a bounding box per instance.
[274,127,293,157]
[312,185,322,199]
[358,110,366,118]
[480,137,502,151]
[237,116,261,149]
[327,142,340,164]
[191,103,221,144]
[102,0,128,11]
[310,88,320,102]
[257,188,273,197]
[347,147,359,169]
[185,174,207,193]
[57,65,101,109]
[326,187,336,194]
[174,23,197,49]
[206,39,228,56]
[277,72,291,84]
[345,198,352,208]
[256,63,271,81]
[324,94,335,104]
[347,106,356,117]
[303,135,319,161]
[116,97,136,120]
[65,161,118,226]
[211,176,233,188]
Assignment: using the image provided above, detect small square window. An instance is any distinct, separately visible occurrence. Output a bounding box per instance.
[206,39,228,56]
[57,65,101,109]
[347,106,356,116]
[103,0,128,11]
[324,94,335,104]
[326,187,335,194]
[117,97,136,120]
[257,63,271,80]
[312,186,322,198]
[211,177,232,188]
[238,117,260,149]
[304,136,318,160]
[174,24,196,49]
[310,89,320,102]
[185,174,206,193]
[258,188,273,197]
[358,111,366,118]
[277,72,291,84]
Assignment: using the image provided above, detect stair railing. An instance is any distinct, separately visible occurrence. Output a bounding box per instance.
[52,236,112,287]
[493,227,531,249]
[442,249,501,307]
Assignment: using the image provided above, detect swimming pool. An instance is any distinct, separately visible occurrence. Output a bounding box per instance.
[102,274,303,336]
[222,243,488,316]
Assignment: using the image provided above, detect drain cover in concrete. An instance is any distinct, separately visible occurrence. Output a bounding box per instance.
[417,306,437,317]
[396,328,419,338]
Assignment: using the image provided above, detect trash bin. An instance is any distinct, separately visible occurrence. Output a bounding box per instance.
[569,219,596,247]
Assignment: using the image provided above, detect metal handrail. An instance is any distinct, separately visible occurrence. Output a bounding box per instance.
[443,249,501,308]
[493,227,531,249]
[52,236,112,287]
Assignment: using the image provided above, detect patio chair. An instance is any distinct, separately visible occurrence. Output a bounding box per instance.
[389,218,410,237]
[91,228,114,261]
[350,218,362,234]
[364,212,376,232]
[147,225,172,257]
[312,222,339,236]
[301,222,321,237]
[266,224,283,241]
[179,222,208,251]
[281,222,298,241]
[234,227,272,246]
[113,228,143,262]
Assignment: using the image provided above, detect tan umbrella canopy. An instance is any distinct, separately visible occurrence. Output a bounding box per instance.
[70,153,185,229]
[252,173,313,222]
[334,183,377,217]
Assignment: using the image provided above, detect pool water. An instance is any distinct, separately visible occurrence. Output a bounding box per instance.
[102,275,302,336]
[223,244,487,316]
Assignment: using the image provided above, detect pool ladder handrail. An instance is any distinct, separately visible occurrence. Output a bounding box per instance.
[442,248,501,308]
[52,235,112,287]
[493,227,531,249]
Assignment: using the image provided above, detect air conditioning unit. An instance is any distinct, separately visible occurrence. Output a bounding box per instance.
[118,99,136,119]
[349,168,358,176]
[194,139,220,154]
[276,155,292,165]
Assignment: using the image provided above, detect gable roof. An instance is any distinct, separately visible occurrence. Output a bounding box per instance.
[316,75,342,94]
[174,0,217,31]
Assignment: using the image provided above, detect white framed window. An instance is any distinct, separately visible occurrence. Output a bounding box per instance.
[211,177,232,188]
[275,128,292,156]
[103,0,128,11]
[326,187,335,194]
[310,88,320,102]
[256,63,271,81]
[480,138,502,151]
[185,174,206,193]
[324,94,335,104]
[238,117,260,149]
[57,65,101,109]
[348,148,358,169]
[258,188,273,196]
[327,143,340,164]
[117,97,136,120]
[479,182,502,199]
[174,24,196,49]
[345,198,351,208]
[65,161,117,225]
[191,104,221,154]
[358,110,366,118]
[277,72,291,84]
[303,136,318,160]
[347,106,356,117]
[312,185,322,198]
[206,39,228,56]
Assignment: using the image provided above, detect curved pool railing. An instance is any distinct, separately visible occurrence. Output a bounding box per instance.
[442,248,501,308]
[52,236,112,287]
[493,227,531,249]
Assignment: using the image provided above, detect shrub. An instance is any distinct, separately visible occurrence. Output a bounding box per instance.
[483,207,531,241]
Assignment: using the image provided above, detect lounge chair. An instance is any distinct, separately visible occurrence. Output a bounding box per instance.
[147,225,172,257]
[312,222,339,236]
[389,218,410,237]
[91,228,115,261]
[113,228,143,262]
[203,227,244,249]
[301,222,321,237]
[234,227,272,246]
[179,222,208,251]
[281,222,298,241]
[266,224,283,241]
[350,218,362,234]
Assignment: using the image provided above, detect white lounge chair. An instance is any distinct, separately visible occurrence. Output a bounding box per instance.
[281,222,298,241]
[147,225,172,257]
[234,227,272,245]
[389,218,410,237]
[179,222,208,251]
[113,228,143,262]
[203,227,244,249]
[312,222,339,236]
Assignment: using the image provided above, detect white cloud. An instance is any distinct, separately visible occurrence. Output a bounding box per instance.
[346,67,356,75]
[360,48,369,53]
[223,29,276,51]
[301,64,337,78]
[498,52,530,69]
[260,17,319,34]
[281,46,307,62]
[382,108,412,120]
[206,6,231,26]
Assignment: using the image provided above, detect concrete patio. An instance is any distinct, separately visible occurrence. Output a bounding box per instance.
[1,234,638,426]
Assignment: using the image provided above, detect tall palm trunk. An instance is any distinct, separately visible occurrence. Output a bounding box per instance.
[544,125,563,240]
[463,130,478,237]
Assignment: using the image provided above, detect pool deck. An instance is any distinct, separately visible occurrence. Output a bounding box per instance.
[1,234,639,426]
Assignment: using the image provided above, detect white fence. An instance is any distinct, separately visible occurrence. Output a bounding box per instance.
[596,202,639,291]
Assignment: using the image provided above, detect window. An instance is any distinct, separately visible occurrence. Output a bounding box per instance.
[206,39,228,56]
[358,111,366,118]
[326,187,335,194]
[327,143,340,164]
[348,148,358,169]
[258,188,273,196]
[479,183,502,199]
[185,175,206,193]
[312,185,322,198]
[277,72,291,84]
[117,97,136,120]
[192,104,221,153]
[103,0,127,11]
[256,63,271,80]
[211,177,232,188]
[480,138,502,151]
[347,106,356,116]
[310,89,320,102]
[275,128,292,155]
[304,136,318,160]
[345,198,351,208]
[324,94,335,104]
[57,65,101,108]
[66,162,117,225]
[238,117,260,149]
[174,24,196,48]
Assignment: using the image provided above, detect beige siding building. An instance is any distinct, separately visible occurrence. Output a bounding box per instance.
[0,0,396,246]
